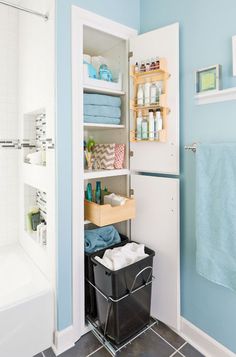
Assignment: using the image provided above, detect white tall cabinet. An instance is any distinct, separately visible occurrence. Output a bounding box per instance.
[72,6,180,343]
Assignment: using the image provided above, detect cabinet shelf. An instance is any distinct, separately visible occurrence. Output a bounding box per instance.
[83,85,125,96]
[130,129,167,143]
[84,123,125,130]
[84,168,129,180]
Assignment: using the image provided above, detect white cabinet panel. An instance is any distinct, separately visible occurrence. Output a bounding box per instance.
[131,174,180,329]
[130,23,179,174]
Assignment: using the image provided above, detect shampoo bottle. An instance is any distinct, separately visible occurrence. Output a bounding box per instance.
[141,116,148,140]
[137,84,144,106]
[136,110,143,141]
[148,110,155,141]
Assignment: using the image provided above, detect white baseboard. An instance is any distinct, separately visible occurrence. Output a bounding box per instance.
[52,326,75,356]
[180,318,235,357]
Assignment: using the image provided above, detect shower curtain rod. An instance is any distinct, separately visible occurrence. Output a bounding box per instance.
[0,1,48,20]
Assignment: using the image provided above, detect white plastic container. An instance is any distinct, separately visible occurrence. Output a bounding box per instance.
[148,110,155,141]
[136,110,143,141]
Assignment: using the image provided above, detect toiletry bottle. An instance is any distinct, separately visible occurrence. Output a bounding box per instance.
[150,82,157,104]
[155,109,163,139]
[134,62,139,73]
[86,183,93,201]
[144,82,151,105]
[156,82,162,103]
[141,116,148,140]
[148,110,155,141]
[150,58,156,71]
[155,57,160,69]
[146,60,150,72]
[136,110,143,141]
[137,84,144,106]
[95,181,101,205]
[140,61,146,72]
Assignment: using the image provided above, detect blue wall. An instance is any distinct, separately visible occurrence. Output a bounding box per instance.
[56,0,140,331]
[140,0,236,352]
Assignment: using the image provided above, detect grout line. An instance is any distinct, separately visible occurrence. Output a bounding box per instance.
[150,327,178,351]
[169,341,188,357]
[86,345,104,357]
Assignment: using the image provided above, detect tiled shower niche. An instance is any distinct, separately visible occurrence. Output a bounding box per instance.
[24,183,47,248]
[23,109,46,166]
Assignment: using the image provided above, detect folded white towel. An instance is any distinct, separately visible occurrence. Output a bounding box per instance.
[95,243,148,271]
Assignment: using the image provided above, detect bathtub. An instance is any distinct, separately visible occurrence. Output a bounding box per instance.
[0,244,53,357]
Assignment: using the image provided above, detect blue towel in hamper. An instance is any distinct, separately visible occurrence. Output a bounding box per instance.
[84,115,120,125]
[196,143,236,291]
[85,225,121,253]
[84,104,121,118]
[84,93,121,107]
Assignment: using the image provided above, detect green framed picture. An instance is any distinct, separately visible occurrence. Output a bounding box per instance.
[195,65,222,93]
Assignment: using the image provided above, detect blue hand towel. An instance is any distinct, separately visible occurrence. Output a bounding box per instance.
[84,94,121,107]
[85,225,121,254]
[84,115,121,125]
[84,104,121,118]
[196,143,236,291]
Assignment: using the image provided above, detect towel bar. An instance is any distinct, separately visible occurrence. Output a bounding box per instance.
[185,143,197,152]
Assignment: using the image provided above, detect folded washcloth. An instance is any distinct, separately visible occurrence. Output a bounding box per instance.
[84,105,121,118]
[104,193,127,206]
[84,93,121,107]
[95,243,148,271]
[84,225,121,254]
[84,116,121,125]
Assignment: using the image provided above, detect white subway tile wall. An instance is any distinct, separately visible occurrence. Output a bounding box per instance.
[0,6,19,246]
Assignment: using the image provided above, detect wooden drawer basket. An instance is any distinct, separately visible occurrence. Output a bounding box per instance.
[84,198,135,227]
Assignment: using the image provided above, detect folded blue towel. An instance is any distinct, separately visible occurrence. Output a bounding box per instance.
[85,225,121,253]
[84,104,121,118]
[84,94,121,107]
[84,116,121,125]
[196,143,236,291]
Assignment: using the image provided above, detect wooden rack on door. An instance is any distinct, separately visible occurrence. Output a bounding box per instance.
[130,58,170,143]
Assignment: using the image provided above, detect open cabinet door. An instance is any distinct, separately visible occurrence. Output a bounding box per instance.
[130,23,179,175]
[131,174,180,329]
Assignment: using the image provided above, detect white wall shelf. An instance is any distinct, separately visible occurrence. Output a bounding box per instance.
[84,123,125,130]
[84,168,129,180]
[195,87,236,105]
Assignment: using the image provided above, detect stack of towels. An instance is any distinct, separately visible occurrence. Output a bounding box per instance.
[95,243,148,271]
[84,93,121,125]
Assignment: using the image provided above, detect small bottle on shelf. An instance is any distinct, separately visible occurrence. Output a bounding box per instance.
[137,84,144,106]
[136,110,143,141]
[148,110,155,141]
[134,62,139,73]
[95,181,101,204]
[150,82,157,104]
[141,116,148,140]
[146,60,150,72]
[140,61,146,72]
[86,183,93,201]
[155,109,163,140]
[150,58,156,71]
[144,82,151,106]
[155,57,160,70]
[156,81,162,103]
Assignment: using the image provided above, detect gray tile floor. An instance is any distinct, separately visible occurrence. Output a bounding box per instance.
[37,321,205,357]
